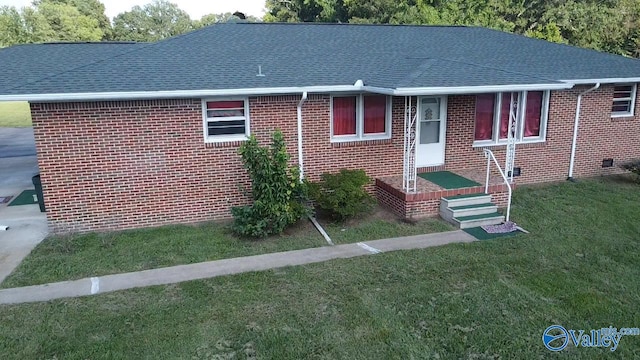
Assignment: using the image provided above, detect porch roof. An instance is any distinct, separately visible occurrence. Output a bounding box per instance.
[1,23,640,101]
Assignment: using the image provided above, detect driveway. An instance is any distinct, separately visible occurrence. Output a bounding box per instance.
[0,127,48,283]
[0,127,36,158]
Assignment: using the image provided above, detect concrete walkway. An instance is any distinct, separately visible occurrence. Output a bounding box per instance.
[0,230,476,304]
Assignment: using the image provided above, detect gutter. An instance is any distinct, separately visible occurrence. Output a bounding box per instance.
[563,77,640,85]
[296,91,308,181]
[0,81,574,102]
[0,86,360,102]
[387,82,573,96]
[568,82,600,180]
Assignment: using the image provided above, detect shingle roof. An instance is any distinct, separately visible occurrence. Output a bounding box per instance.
[0,42,147,94]
[2,23,640,99]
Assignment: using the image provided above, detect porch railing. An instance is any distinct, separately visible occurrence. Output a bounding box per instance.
[483,148,512,222]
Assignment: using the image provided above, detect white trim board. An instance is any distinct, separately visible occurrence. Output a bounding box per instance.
[0,83,574,102]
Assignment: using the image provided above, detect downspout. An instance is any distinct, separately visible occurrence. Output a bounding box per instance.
[568,83,600,181]
[298,90,334,245]
[297,91,308,181]
[296,79,362,181]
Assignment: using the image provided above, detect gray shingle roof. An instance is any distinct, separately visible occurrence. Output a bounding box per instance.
[0,42,147,94]
[2,23,640,99]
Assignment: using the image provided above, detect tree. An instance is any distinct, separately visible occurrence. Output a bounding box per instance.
[32,0,111,39]
[35,1,103,41]
[264,0,640,57]
[112,0,193,42]
[0,6,27,47]
[0,1,103,47]
[194,12,260,29]
[264,0,348,22]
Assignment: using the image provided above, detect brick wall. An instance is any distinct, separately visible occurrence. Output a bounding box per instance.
[572,86,640,177]
[32,86,640,232]
[301,96,404,181]
[32,95,406,233]
[444,85,640,183]
[32,100,249,233]
[376,178,513,219]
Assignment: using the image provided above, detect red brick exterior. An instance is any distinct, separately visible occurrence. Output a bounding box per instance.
[444,85,640,182]
[31,85,640,232]
[376,178,513,219]
[31,95,405,233]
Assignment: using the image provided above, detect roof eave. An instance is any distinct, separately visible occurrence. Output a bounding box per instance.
[0,82,577,102]
[0,85,367,102]
[563,77,640,85]
[391,83,574,96]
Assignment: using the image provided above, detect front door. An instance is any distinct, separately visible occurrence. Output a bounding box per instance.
[416,96,447,167]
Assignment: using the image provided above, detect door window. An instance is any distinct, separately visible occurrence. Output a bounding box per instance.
[420,97,442,144]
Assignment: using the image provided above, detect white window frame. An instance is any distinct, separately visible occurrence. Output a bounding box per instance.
[473,90,550,147]
[611,83,637,118]
[330,93,392,142]
[202,98,250,143]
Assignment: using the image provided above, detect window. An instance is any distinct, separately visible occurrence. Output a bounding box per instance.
[202,99,249,142]
[473,91,549,146]
[611,84,636,117]
[331,94,391,141]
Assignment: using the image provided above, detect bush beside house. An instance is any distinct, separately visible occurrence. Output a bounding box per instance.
[309,169,374,222]
[232,130,311,238]
[620,159,640,182]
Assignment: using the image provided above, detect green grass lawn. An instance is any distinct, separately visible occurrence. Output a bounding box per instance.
[1,177,639,358]
[0,221,325,289]
[322,210,454,244]
[0,101,31,127]
[1,209,451,288]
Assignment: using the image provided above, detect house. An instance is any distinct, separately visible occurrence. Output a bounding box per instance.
[1,23,639,233]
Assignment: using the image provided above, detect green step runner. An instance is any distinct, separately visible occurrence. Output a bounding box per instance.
[449,203,497,211]
[442,193,489,200]
[454,212,503,222]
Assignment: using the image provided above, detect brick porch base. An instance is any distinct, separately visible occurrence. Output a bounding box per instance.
[376,169,514,219]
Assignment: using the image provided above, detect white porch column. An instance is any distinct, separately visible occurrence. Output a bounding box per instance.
[403,96,418,193]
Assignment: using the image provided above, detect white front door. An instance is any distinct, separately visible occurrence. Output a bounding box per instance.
[416,96,447,167]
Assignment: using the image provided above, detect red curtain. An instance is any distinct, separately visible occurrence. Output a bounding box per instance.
[500,92,517,139]
[475,94,495,141]
[333,96,357,135]
[364,95,386,134]
[524,91,543,137]
[206,101,244,109]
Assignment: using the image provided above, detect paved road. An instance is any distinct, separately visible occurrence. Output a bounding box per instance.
[0,127,36,158]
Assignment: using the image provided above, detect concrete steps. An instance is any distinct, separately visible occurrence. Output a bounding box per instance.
[440,193,504,229]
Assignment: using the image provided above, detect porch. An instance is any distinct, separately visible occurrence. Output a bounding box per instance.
[376,168,514,220]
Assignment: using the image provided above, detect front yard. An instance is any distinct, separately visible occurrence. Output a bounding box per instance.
[1,176,639,358]
[1,207,451,288]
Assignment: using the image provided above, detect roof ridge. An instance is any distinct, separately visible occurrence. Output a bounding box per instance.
[236,22,468,28]
[41,41,140,45]
[7,41,142,48]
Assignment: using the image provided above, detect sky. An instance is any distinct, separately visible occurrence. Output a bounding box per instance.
[0,0,267,20]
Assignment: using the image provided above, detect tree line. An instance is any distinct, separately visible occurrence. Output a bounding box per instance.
[265,0,640,58]
[1,0,639,58]
[0,0,258,46]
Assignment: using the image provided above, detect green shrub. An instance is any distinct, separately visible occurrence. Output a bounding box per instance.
[231,130,311,238]
[309,169,374,221]
[620,159,640,181]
